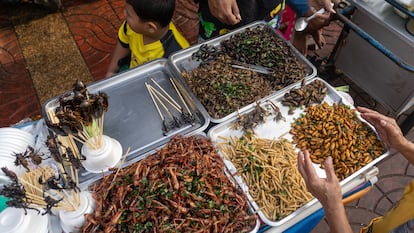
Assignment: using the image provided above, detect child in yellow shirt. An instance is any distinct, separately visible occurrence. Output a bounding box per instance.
[105,0,190,77]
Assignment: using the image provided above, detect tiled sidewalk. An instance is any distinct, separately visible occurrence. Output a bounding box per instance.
[0,1,412,232]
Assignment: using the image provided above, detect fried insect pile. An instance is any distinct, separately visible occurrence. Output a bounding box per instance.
[290,102,385,180]
[221,26,307,87]
[83,136,257,233]
[281,79,328,114]
[232,103,270,132]
[47,80,108,148]
[182,25,307,119]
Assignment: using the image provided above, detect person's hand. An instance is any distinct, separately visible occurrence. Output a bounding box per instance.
[306,12,330,31]
[208,0,241,25]
[297,150,342,208]
[357,107,406,149]
[315,0,336,13]
[306,12,330,48]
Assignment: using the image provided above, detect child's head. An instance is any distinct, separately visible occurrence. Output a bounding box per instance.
[125,0,175,28]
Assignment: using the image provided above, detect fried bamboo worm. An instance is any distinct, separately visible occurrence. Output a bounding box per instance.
[170,78,192,117]
[150,78,181,111]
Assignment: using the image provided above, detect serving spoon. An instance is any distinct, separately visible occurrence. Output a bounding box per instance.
[294,7,327,32]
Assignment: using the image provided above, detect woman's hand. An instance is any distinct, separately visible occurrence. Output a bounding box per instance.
[298,150,353,233]
[357,106,406,150]
[297,150,342,208]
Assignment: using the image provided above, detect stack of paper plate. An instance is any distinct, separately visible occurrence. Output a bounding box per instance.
[0,207,48,233]
[0,127,35,185]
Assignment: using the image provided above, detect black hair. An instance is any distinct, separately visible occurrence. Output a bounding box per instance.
[126,0,175,27]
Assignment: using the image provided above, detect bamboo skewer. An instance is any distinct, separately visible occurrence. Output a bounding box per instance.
[151,78,181,110]
[170,78,197,111]
[170,78,192,117]
[19,176,78,211]
[46,110,82,206]
[146,83,165,121]
[149,87,175,120]
[147,85,182,113]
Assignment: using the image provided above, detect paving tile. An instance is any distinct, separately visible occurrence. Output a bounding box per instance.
[406,165,414,177]
[346,205,379,230]
[0,11,13,30]
[354,185,384,211]
[374,194,395,216]
[74,31,116,80]
[63,0,121,37]
[0,27,25,65]
[0,61,41,127]
[377,153,410,177]
[63,0,120,81]
[376,175,413,193]
[108,0,125,21]
[61,0,96,8]
[311,218,330,233]
[173,0,200,45]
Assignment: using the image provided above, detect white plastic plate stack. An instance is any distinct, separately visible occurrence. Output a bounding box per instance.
[0,127,35,185]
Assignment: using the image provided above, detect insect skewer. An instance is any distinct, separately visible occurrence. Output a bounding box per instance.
[151,78,182,111]
[47,110,82,200]
[170,78,192,117]
[24,167,79,205]
[19,173,78,211]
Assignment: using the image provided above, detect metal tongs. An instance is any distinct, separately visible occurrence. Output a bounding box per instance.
[231,61,274,75]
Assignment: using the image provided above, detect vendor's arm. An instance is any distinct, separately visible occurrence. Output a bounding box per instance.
[357,106,414,164]
[207,0,241,25]
[298,151,352,233]
[105,41,130,78]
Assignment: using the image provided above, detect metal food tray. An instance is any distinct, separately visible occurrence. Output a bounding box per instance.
[83,133,261,233]
[169,21,317,124]
[42,59,210,188]
[207,77,390,230]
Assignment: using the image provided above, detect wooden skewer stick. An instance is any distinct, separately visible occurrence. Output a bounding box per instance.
[170,78,197,111]
[150,78,181,110]
[47,109,81,204]
[111,147,130,183]
[19,178,77,210]
[149,86,175,120]
[147,85,182,113]
[170,78,192,116]
[146,83,165,121]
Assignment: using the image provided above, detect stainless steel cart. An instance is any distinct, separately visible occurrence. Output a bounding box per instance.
[330,0,414,134]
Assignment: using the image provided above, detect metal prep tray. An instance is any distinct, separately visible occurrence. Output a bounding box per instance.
[207,77,390,230]
[83,133,261,233]
[169,21,317,124]
[42,59,210,188]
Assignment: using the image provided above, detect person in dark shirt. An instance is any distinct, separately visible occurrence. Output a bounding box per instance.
[195,0,334,44]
